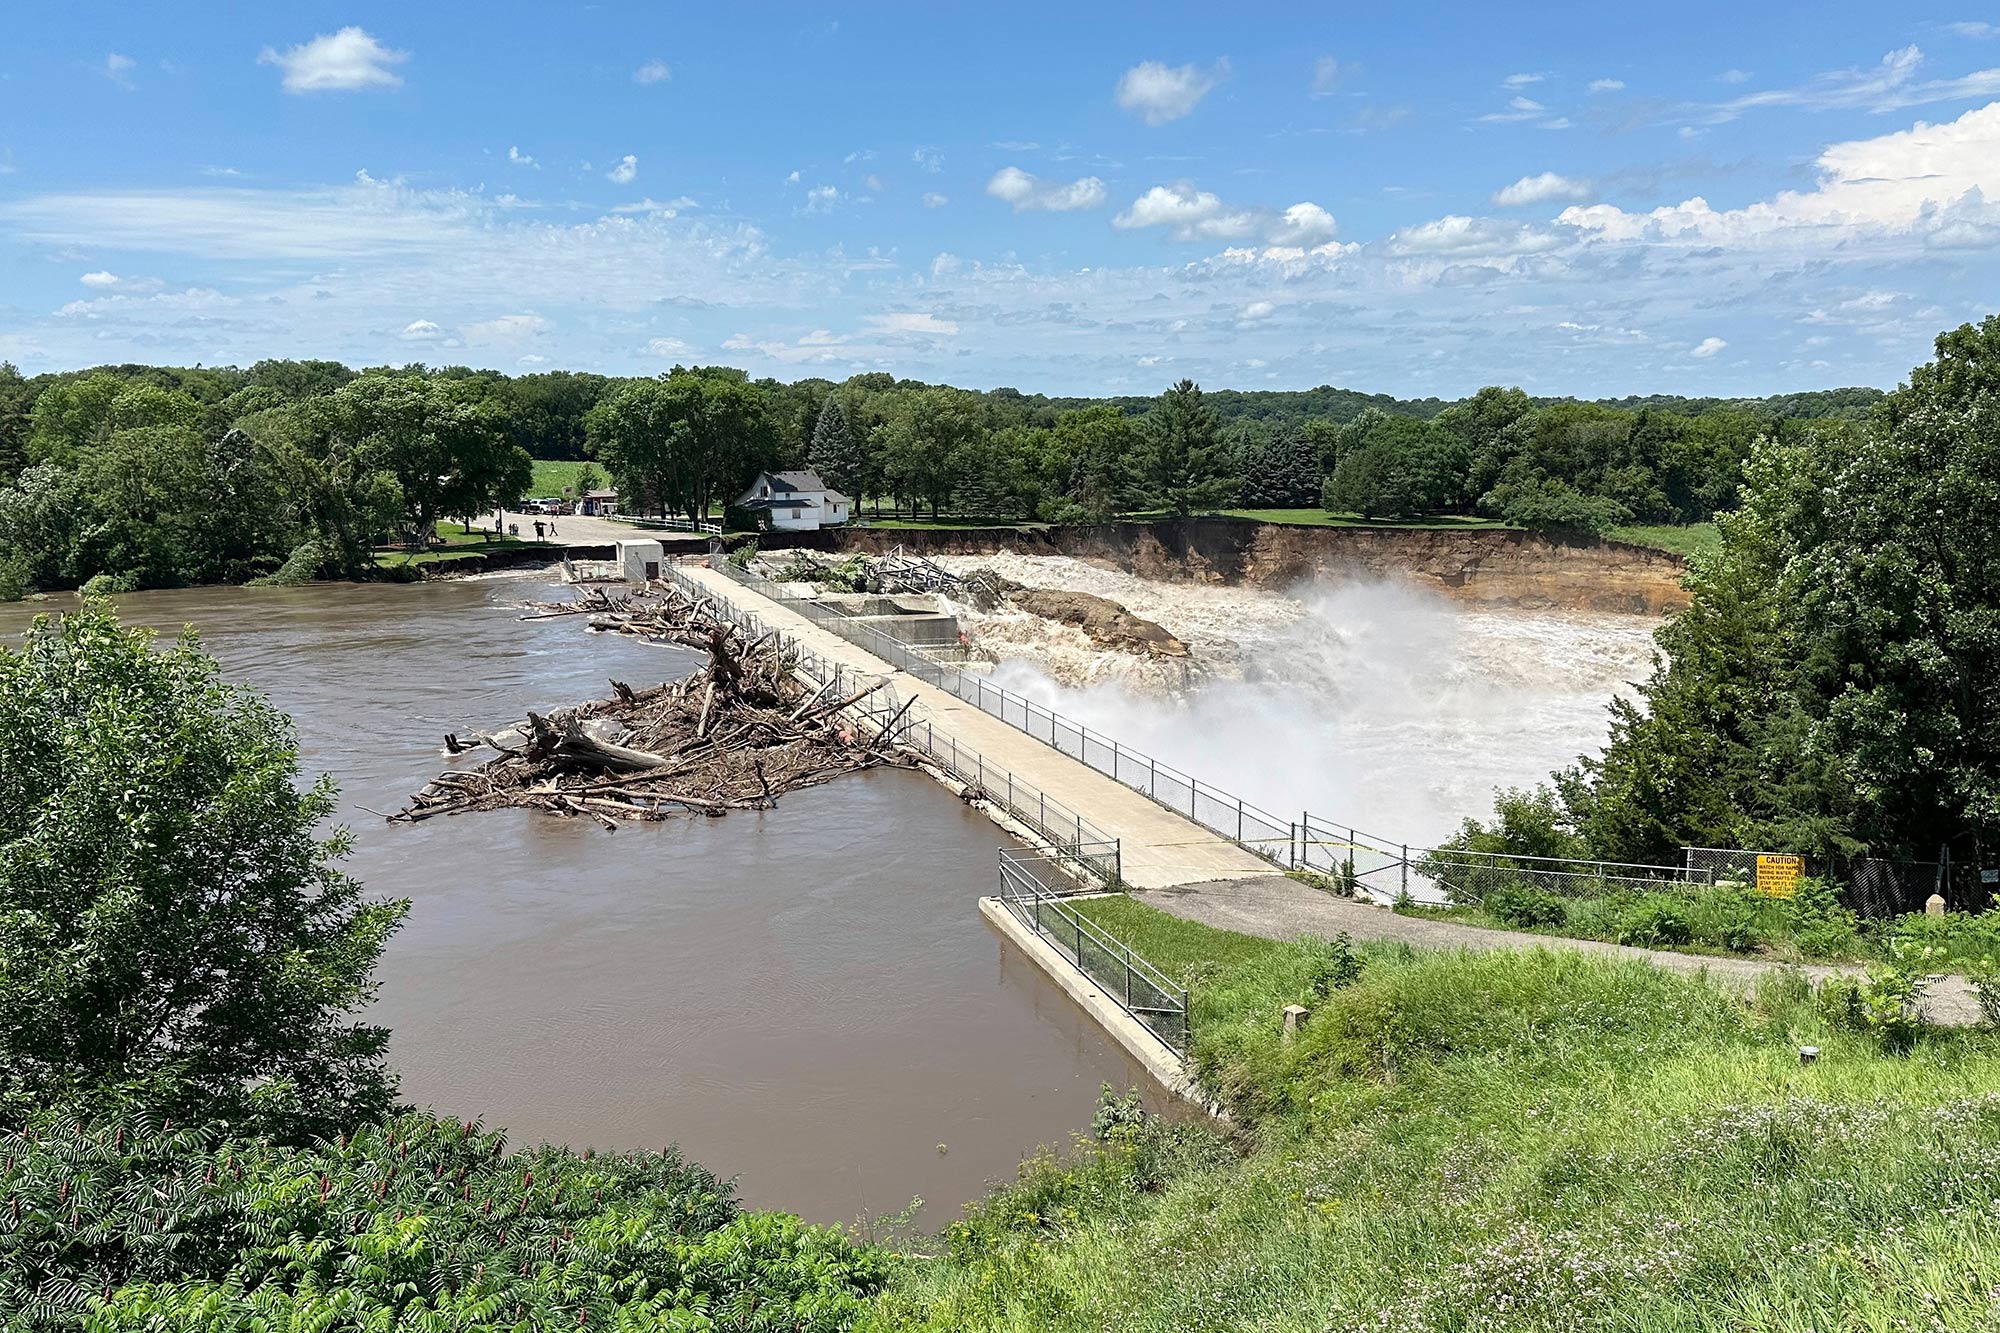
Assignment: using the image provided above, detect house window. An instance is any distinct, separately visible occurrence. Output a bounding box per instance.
[791,508,803,519]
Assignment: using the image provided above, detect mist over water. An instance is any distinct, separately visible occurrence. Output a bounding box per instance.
[940,555,1660,845]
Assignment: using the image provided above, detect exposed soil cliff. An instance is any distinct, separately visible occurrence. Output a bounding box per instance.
[830,519,1687,616]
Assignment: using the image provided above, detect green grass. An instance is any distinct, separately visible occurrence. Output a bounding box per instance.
[528,458,597,498]
[870,899,2000,1332]
[1610,521,1722,559]
[372,522,557,568]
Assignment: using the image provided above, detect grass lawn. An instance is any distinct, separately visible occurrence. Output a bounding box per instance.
[372,521,557,568]
[527,458,599,499]
[1611,521,1723,559]
[871,897,2000,1332]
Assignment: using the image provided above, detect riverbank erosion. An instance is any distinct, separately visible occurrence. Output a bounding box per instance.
[816,519,1688,615]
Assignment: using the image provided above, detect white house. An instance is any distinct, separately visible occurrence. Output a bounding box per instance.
[734,470,852,531]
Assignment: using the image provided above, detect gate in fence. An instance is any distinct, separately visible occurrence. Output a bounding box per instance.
[996,846,1188,1054]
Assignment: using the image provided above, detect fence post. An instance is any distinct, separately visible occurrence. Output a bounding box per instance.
[1124,959,1133,1008]
[1401,844,1409,899]
[1237,799,1244,843]
[1150,757,1157,797]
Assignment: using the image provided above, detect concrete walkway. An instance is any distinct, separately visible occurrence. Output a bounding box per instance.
[1141,873,1984,1026]
[676,562,1275,891]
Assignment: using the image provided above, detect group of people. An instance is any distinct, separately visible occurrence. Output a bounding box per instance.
[493,508,559,541]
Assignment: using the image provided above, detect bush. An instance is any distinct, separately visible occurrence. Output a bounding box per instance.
[1616,894,1694,948]
[1787,877,1861,959]
[1687,883,1770,953]
[1484,884,1569,928]
[1,1110,887,1331]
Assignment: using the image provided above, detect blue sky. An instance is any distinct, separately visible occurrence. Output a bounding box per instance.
[3,3,1999,398]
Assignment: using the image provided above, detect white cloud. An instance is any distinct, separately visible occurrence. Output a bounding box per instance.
[785,170,801,185]
[1690,336,1728,357]
[79,270,121,288]
[610,195,697,216]
[606,155,638,185]
[259,27,408,94]
[463,312,550,344]
[1115,183,1337,247]
[1115,59,1226,125]
[1560,100,2000,248]
[1115,182,1256,239]
[863,173,884,193]
[1706,46,2000,120]
[1502,72,1544,88]
[103,53,137,90]
[1950,21,1999,38]
[1478,95,1571,129]
[1492,171,1593,207]
[922,191,949,208]
[645,336,692,355]
[1716,68,1753,85]
[985,166,1108,212]
[912,147,943,173]
[400,319,442,341]
[1386,214,1560,258]
[802,184,841,213]
[507,145,538,168]
[1310,55,1355,97]
[1239,299,1276,321]
[633,58,670,85]
[865,312,958,335]
[1587,78,1625,94]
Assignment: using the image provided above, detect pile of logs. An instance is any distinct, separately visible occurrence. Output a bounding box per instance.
[392,582,913,828]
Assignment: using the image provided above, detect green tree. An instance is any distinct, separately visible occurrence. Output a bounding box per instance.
[1053,404,1140,523]
[0,601,407,1132]
[1139,380,1236,518]
[807,393,866,498]
[877,386,985,518]
[587,370,778,523]
[307,374,529,545]
[1319,410,1455,518]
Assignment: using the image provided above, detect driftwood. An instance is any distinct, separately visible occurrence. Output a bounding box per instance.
[392,580,911,826]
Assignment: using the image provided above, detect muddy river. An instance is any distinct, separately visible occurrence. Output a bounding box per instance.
[0,574,1155,1227]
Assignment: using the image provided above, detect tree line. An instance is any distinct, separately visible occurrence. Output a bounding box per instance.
[0,353,1879,599]
[1456,316,2000,872]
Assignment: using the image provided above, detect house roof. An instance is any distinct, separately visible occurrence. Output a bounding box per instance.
[766,470,828,493]
[736,495,819,511]
[583,488,618,499]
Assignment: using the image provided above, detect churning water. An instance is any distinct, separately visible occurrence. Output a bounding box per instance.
[936,554,1661,845]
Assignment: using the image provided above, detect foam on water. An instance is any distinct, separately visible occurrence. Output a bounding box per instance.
[936,553,1659,844]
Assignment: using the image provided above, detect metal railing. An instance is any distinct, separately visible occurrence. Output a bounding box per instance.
[996,846,1188,1054]
[658,562,1121,884]
[708,558,1298,866]
[695,557,1706,904]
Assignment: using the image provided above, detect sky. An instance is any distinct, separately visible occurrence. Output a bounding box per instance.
[3,3,2000,399]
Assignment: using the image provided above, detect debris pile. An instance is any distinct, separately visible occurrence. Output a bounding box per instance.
[393,582,913,828]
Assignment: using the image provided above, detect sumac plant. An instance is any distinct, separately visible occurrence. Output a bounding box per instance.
[0,1111,888,1331]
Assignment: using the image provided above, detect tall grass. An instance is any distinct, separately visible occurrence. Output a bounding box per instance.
[868,902,2000,1332]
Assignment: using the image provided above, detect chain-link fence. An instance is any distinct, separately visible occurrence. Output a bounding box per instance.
[996,847,1188,1054]
[1686,844,1993,918]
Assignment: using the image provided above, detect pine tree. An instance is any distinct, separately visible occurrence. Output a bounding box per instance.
[807,395,864,498]
[1140,380,1239,517]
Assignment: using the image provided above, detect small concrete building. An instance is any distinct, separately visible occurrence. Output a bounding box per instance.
[617,538,664,582]
[735,469,852,531]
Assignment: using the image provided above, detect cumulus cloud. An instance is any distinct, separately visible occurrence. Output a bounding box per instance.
[1386,214,1561,258]
[922,191,949,208]
[507,145,538,168]
[1239,299,1276,321]
[1587,77,1625,93]
[79,270,122,288]
[645,336,692,355]
[1115,183,1337,247]
[399,319,442,341]
[802,184,841,214]
[259,27,408,93]
[1690,336,1728,357]
[1502,72,1544,88]
[463,312,550,343]
[102,53,137,90]
[633,58,670,85]
[606,155,638,185]
[912,147,943,173]
[1115,59,1226,125]
[1560,100,2000,248]
[985,166,1108,212]
[1492,172,1593,207]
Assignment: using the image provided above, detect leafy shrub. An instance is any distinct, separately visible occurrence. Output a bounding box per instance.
[0,1110,887,1332]
[1687,883,1770,953]
[1786,877,1861,959]
[1965,955,2000,1027]
[1484,884,1569,929]
[1616,894,1694,948]
[1818,940,1943,1054]
[1300,933,1364,1002]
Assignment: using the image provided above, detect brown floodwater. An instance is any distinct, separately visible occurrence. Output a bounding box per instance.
[0,574,1160,1226]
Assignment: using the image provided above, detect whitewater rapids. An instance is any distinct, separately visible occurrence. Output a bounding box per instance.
[933,553,1660,845]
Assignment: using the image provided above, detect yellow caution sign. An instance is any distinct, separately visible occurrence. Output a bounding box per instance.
[1755,853,1803,899]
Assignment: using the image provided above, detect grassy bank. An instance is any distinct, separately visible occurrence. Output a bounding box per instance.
[867,900,2000,1332]
[373,521,558,569]
[1609,521,1722,559]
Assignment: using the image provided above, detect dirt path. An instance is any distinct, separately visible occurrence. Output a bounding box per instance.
[1140,874,1984,1026]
